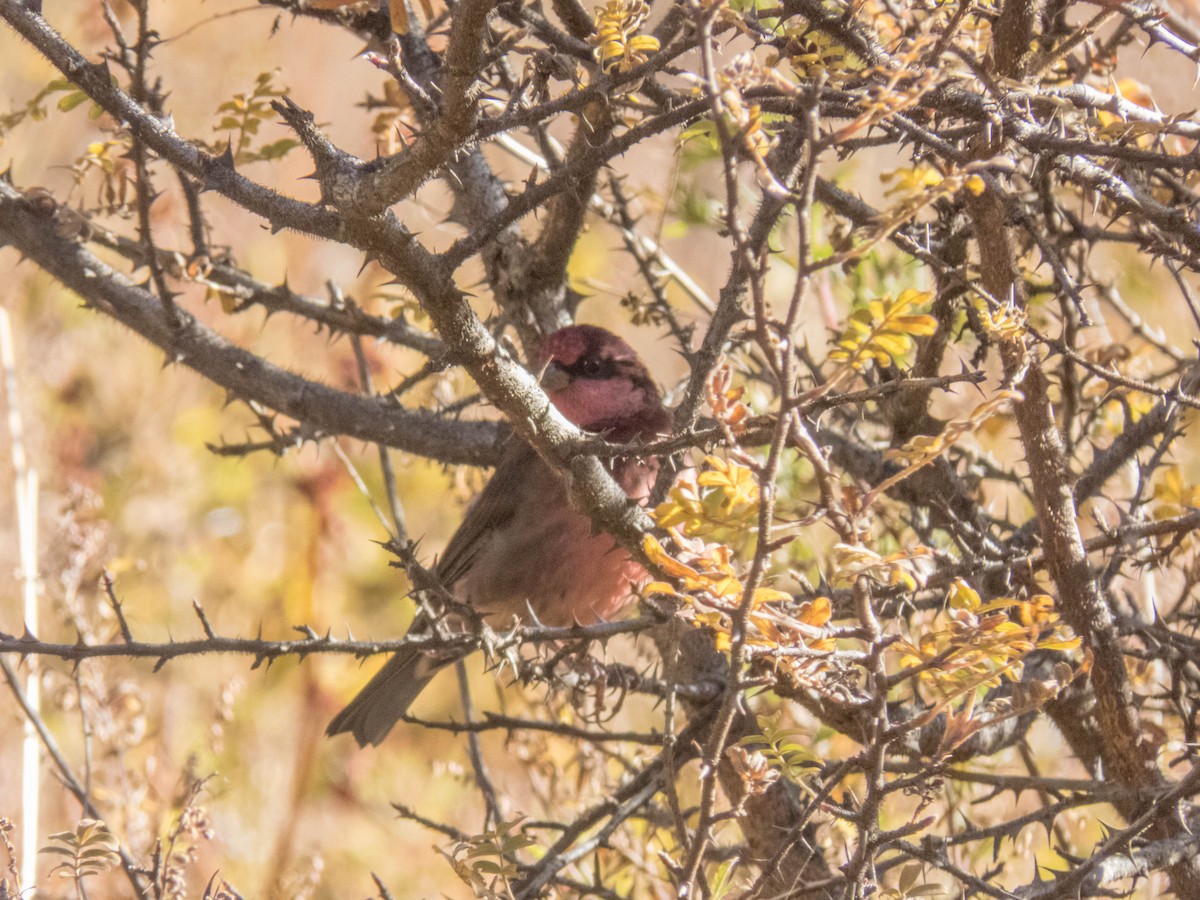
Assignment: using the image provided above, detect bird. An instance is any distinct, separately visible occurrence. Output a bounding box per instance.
[327,324,671,746]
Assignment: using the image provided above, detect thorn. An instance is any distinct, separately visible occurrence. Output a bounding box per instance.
[274,95,307,119]
[193,599,217,639]
[216,141,236,170]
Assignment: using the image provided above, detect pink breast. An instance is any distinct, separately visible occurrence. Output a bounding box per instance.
[459,456,658,627]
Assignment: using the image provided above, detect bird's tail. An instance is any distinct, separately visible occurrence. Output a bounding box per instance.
[326,644,448,746]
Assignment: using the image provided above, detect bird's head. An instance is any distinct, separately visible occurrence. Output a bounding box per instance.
[537,325,669,440]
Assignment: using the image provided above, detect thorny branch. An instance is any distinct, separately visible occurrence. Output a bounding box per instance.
[5,0,1200,896]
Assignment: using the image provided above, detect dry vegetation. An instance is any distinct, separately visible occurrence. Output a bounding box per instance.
[3,0,1200,897]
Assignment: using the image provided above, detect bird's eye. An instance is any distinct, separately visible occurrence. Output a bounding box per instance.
[580,357,604,377]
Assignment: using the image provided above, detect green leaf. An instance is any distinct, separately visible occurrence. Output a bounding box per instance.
[899,863,920,893]
[255,139,299,161]
[908,886,947,897]
[57,92,89,112]
[37,847,77,857]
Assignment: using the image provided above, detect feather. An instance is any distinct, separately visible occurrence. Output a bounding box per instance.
[328,326,668,746]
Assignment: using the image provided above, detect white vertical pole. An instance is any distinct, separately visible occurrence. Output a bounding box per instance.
[0,306,40,895]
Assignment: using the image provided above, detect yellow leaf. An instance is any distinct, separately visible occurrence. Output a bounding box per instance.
[642,535,700,581]
[948,579,981,612]
[642,581,680,599]
[829,289,936,372]
[751,586,791,607]
[1038,635,1082,652]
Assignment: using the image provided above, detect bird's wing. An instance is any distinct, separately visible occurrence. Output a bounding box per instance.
[434,438,540,587]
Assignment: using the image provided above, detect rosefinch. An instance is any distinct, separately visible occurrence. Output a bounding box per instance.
[328,325,670,746]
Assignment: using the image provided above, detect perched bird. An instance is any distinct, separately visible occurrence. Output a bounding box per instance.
[328,325,670,746]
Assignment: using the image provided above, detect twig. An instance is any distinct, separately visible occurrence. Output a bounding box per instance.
[455,660,502,828]
[0,657,148,896]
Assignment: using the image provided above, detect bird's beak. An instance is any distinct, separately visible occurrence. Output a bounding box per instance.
[540,360,571,393]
